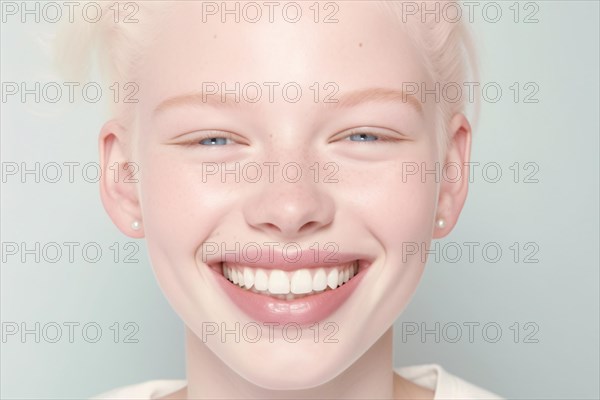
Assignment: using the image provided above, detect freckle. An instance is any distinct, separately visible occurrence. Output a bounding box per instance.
[358,42,363,47]
[213,34,217,39]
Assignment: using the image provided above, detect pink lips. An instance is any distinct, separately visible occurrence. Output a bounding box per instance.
[204,249,371,326]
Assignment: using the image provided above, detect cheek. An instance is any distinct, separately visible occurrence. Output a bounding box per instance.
[134,149,245,327]
[135,148,238,292]
[339,151,439,247]
[138,152,234,240]
[139,163,199,246]
[381,168,437,243]
[337,147,439,312]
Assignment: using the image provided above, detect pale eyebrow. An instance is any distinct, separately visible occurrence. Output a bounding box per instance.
[153,91,250,116]
[153,86,423,116]
[330,87,423,114]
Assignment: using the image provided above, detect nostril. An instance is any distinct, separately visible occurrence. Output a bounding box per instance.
[299,220,320,232]
[264,222,282,233]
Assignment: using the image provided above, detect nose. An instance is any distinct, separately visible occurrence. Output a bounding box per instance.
[243,179,335,240]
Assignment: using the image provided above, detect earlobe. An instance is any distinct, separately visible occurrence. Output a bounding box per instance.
[98,120,144,238]
[433,113,472,239]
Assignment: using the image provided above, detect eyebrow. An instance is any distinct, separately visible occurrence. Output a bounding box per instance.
[333,87,423,113]
[153,87,423,116]
[154,90,249,115]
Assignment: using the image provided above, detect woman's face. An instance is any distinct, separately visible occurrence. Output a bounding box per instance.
[102,1,466,390]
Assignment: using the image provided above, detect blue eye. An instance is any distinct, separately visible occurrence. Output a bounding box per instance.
[347,133,379,142]
[199,137,232,146]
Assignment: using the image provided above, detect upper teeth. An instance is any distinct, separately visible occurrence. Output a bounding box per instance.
[222,261,358,299]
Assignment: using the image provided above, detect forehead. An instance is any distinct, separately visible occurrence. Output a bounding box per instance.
[136,1,429,105]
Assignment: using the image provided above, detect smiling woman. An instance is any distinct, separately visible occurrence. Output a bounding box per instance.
[51,1,499,399]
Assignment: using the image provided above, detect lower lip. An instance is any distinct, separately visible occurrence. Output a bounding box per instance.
[208,262,368,326]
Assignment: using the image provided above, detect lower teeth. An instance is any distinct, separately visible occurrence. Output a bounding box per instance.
[256,288,328,300]
[226,276,354,300]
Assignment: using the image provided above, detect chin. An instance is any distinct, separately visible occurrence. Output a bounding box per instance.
[204,333,354,390]
[235,357,343,390]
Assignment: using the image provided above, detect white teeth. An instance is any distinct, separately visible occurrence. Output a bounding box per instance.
[327,269,339,289]
[291,269,313,294]
[243,267,254,289]
[269,270,290,294]
[222,261,359,298]
[337,270,344,286]
[254,269,269,291]
[312,268,327,291]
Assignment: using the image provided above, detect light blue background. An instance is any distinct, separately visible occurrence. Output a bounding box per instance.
[1,1,599,399]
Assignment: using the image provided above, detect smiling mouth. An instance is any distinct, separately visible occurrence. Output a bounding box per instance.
[212,260,361,301]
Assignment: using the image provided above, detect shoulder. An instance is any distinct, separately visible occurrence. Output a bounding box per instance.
[395,364,504,400]
[90,380,186,400]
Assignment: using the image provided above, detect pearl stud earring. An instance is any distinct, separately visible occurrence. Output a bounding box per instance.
[131,220,141,231]
[436,218,446,229]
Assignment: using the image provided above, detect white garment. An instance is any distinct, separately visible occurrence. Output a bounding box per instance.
[91,364,503,399]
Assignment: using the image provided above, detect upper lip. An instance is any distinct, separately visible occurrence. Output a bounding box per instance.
[204,247,373,271]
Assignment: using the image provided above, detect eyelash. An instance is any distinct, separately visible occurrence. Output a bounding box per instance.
[183,130,400,146]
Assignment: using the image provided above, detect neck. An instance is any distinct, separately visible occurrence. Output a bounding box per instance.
[184,326,396,399]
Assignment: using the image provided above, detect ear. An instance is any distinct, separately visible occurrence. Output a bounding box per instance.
[98,120,144,238]
[433,113,472,239]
